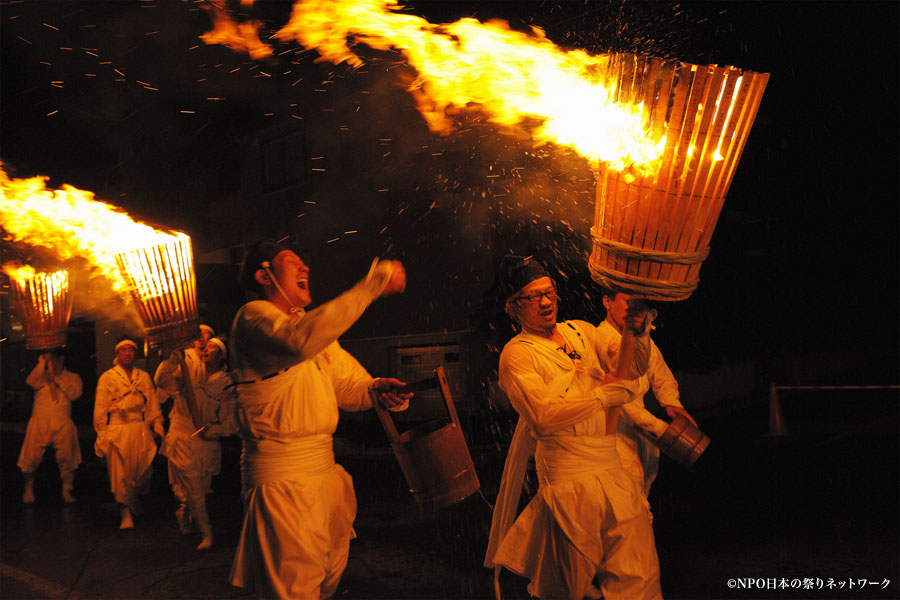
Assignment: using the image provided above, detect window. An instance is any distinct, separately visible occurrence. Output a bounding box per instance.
[261,130,307,190]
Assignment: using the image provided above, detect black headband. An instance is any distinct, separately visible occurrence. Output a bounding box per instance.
[499,254,550,301]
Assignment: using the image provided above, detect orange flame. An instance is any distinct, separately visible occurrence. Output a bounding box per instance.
[201,0,665,173]
[2,262,39,284]
[3,266,67,311]
[2,264,72,347]
[200,0,273,60]
[116,235,195,305]
[0,164,181,291]
[114,234,200,350]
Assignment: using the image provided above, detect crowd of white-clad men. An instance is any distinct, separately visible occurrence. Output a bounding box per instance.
[20,323,233,551]
[16,242,694,600]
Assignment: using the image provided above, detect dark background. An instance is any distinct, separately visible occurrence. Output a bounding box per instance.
[2,0,897,367]
[1,2,897,598]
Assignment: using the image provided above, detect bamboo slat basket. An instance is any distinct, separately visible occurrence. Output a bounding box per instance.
[8,269,73,350]
[115,234,200,349]
[589,54,769,300]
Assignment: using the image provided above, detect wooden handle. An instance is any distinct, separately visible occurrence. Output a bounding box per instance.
[606,300,644,435]
[46,365,61,404]
[174,348,203,430]
[373,392,401,443]
[436,366,460,426]
[613,325,637,379]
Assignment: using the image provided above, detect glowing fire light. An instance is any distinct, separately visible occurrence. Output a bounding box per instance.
[588,55,769,301]
[200,0,273,60]
[201,0,666,174]
[0,165,178,291]
[1,165,200,346]
[2,264,73,350]
[116,235,200,349]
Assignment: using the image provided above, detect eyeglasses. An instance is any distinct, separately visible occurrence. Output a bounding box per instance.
[516,289,557,304]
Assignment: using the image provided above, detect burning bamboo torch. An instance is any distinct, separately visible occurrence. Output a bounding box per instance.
[0,165,205,429]
[4,265,73,351]
[114,233,204,430]
[591,54,769,465]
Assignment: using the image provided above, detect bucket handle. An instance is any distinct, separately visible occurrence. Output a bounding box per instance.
[435,366,461,426]
[374,395,402,443]
[374,365,458,444]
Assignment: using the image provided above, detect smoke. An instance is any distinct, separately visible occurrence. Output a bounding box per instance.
[67,261,145,337]
[1,242,145,338]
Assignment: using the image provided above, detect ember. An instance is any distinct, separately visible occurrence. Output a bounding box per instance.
[201,0,665,174]
[1,164,201,351]
[0,165,176,292]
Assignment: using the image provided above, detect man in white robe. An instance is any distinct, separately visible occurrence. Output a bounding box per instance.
[155,325,222,550]
[197,324,214,352]
[94,337,164,529]
[597,290,698,498]
[201,335,237,440]
[228,241,410,600]
[18,348,83,503]
[484,255,662,600]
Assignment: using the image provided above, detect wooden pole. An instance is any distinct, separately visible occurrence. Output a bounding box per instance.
[606,299,654,435]
[173,347,203,431]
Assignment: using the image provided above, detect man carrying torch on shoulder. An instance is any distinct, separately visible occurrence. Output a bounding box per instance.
[154,323,221,550]
[19,347,83,504]
[484,255,662,600]
[227,241,411,600]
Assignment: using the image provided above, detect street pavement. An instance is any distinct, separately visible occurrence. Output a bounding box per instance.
[1,389,898,599]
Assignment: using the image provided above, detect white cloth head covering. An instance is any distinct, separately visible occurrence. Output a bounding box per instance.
[207,336,227,357]
[114,338,138,352]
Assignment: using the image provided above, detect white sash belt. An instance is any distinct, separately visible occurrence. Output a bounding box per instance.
[534,435,619,487]
[241,434,335,488]
[108,412,144,425]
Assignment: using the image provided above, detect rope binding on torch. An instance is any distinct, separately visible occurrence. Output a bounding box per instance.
[590,231,710,265]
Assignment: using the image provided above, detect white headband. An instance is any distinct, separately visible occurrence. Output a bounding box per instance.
[199,324,215,336]
[207,337,227,356]
[115,339,138,352]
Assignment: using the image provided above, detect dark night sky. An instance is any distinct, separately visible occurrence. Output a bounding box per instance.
[1,1,898,381]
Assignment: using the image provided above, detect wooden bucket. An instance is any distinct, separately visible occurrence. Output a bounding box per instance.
[589,54,769,300]
[375,366,480,511]
[115,233,200,349]
[654,414,710,468]
[8,268,73,350]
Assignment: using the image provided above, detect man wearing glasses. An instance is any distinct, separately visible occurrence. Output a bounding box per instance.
[484,255,662,600]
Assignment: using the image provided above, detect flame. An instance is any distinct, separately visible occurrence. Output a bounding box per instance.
[116,235,193,304]
[711,75,743,163]
[3,264,64,316]
[0,164,180,291]
[200,0,273,60]
[201,0,665,173]
[2,263,70,330]
[115,234,199,350]
[2,262,39,283]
